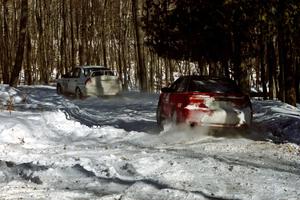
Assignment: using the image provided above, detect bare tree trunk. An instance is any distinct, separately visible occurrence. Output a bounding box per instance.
[0,1,4,83]
[232,32,242,85]
[132,0,147,92]
[296,57,300,103]
[233,30,250,94]
[285,40,297,106]
[36,0,48,84]
[197,58,207,76]
[101,0,108,67]
[276,0,297,107]
[70,0,75,69]
[60,0,67,76]
[164,58,169,86]
[222,59,230,78]
[260,32,267,99]
[77,0,91,66]
[168,59,174,83]
[277,0,286,102]
[121,27,129,90]
[9,0,28,87]
[159,58,163,89]
[2,0,10,84]
[267,38,276,99]
[25,32,32,85]
[149,51,154,92]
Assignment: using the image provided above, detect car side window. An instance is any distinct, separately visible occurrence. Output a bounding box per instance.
[84,69,90,77]
[177,78,187,92]
[72,68,81,78]
[170,79,180,91]
[188,80,199,92]
[170,78,187,92]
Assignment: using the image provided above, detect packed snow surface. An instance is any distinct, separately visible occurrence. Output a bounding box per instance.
[0,84,300,200]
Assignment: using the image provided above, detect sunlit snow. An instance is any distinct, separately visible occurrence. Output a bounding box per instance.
[0,84,300,200]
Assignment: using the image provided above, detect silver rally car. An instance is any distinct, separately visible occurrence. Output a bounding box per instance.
[56,66,121,98]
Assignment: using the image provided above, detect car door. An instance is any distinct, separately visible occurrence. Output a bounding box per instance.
[161,77,188,120]
[68,68,81,93]
[60,73,70,92]
[168,77,189,122]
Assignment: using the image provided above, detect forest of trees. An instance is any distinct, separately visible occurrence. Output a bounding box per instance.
[0,0,300,106]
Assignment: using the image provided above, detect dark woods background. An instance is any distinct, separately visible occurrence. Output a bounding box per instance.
[0,0,300,105]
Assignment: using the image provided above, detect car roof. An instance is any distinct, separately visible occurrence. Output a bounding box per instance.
[76,65,102,68]
[77,65,110,70]
[181,75,235,82]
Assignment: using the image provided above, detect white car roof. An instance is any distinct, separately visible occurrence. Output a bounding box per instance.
[77,65,106,69]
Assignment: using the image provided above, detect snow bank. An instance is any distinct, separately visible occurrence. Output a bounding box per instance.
[253,100,300,144]
[0,84,300,200]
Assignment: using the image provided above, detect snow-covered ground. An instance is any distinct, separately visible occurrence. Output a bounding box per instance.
[0,84,300,200]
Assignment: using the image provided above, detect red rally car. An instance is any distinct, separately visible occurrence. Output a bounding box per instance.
[156,76,252,129]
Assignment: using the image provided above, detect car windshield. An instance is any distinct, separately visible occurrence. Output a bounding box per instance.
[188,78,241,93]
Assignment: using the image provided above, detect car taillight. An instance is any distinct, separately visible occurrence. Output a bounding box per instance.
[85,78,92,85]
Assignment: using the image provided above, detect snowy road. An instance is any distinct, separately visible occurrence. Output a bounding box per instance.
[0,85,300,200]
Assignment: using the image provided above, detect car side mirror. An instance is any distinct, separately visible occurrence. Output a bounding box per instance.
[161,87,174,93]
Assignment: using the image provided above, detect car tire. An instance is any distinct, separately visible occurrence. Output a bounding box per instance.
[171,110,178,124]
[57,84,63,94]
[75,87,83,99]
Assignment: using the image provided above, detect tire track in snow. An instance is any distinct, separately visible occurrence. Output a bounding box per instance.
[72,163,239,200]
[58,102,160,133]
[111,139,300,177]
[0,159,231,200]
[0,160,47,184]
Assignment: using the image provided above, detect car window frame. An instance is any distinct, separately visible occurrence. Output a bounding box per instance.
[70,68,81,78]
[169,77,189,93]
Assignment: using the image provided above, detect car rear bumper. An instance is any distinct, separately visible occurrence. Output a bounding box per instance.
[181,107,252,128]
[84,80,121,96]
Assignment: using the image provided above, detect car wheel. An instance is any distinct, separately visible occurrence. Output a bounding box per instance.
[57,84,63,94]
[75,87,83,99]
[171,110,179,124]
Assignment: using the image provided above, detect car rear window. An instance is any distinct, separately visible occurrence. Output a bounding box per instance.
[188,78,241,93]
[92,70,115,77]
[84,68,115,77]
